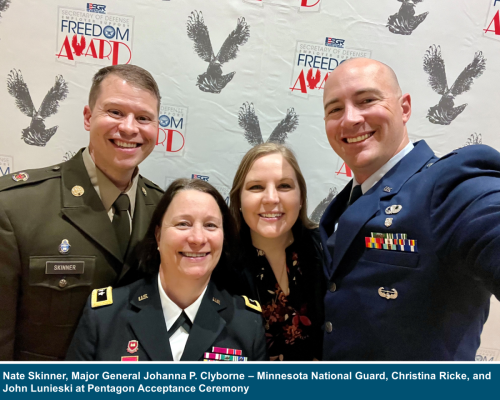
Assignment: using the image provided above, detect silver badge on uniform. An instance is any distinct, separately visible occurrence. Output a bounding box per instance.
[58,239,71,254]
[385,205,403,215]
[385,218,393,227]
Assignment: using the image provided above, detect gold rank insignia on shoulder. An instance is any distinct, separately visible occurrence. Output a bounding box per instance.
[242,295,261,312]
[91,286,113,308]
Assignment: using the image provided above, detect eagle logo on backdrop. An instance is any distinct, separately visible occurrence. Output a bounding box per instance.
[63,150,77,162]
[187,11,250,94]
[309,187,338,224]
[238,102,298,146]
[463,133,482,147]
[0,0,10,22]
[423,45,486,125]
[7,70,69,146]
[387,0,428,35]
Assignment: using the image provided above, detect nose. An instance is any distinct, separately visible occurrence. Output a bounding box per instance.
[341,104,364,129]
[119,114,138,136]
[262,186,279,204]
[187,224,207,246]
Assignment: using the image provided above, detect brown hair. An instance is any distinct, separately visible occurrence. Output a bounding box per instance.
[88,64,161,113]
[138,179,237,276]
[229,143,316,232]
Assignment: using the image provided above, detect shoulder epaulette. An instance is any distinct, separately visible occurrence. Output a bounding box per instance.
[141,176,164,193]
[242,295,261,312]
[0,165,62,192]
[91,286,113,308]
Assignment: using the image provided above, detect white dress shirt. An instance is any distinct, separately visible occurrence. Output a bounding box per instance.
[157,273,207,361]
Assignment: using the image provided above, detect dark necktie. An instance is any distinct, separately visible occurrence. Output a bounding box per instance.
[112,193,130,258]
[348,184,363,206]
[167,311,192,339]
[326,184,363,259]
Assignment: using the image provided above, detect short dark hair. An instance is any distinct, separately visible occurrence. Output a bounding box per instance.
[137,179,237,278]
[88,64,161,113]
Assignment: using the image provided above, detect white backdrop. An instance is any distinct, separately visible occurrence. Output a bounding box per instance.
[0,0,499,360]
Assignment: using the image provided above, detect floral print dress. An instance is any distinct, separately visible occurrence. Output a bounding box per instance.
[251,241,323,361]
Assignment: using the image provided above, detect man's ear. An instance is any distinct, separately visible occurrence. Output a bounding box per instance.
[83,105,92,132]
[401,93,411,124]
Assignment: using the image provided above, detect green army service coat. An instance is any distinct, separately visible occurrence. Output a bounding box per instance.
[0,149,163,361]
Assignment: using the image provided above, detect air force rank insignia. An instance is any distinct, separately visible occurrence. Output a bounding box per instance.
[242,295,261,312]
[91,286,113,308]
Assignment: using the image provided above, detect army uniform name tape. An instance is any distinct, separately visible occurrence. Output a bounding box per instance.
[45,261,84,274]
[366,237,418,252]
[212,346,242,356]
[203,352,247,361]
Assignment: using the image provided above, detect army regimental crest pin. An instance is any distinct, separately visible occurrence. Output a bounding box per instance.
[12,172,29,182]
[127,340,139,354]
[58,239,71,254]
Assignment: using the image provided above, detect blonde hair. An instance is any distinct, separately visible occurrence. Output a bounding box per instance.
[229,143,316,232]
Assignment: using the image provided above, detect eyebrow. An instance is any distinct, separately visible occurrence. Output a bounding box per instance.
[175,214,222,222]
[245,177,295,184]
[102,100,156,116]
[324,88,384,110]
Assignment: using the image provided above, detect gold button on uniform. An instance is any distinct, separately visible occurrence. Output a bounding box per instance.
[329,282,337,292]
[71,186,84,197]
[325,321,333,333]
[58,279,68,288]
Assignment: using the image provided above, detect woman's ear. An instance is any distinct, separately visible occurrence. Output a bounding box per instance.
[155,226,161,249]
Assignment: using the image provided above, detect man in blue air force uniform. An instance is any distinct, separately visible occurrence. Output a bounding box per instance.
[319,58,500,360]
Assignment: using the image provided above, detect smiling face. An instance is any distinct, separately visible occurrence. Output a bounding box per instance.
[84,74,159,183]
[240,153,301,244]
[323,59,411,183]
[155,190,224,284]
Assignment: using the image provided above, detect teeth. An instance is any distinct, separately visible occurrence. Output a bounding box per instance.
[182,252,207,257]
[114,140,137,148]
[261,213,283,218]
[346,133,372,143]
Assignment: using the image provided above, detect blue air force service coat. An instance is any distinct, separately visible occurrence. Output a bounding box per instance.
[0,150,163,361]
[319,140,500,361]
[66,278,267,361]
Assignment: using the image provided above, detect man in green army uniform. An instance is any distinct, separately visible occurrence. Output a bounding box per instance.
[0,65,164,361]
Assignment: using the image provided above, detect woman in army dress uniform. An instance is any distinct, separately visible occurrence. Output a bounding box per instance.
[66,179,266,361]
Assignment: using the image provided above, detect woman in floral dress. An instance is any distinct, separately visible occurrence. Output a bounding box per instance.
[229,143,325,361]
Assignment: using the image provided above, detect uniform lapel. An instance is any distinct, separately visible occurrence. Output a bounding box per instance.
[319,181,351,274]
[325,140,436,279]
[128,278,173,361]
[60,150,123,264]
[181,281,227,361]
[120,176,157,279]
